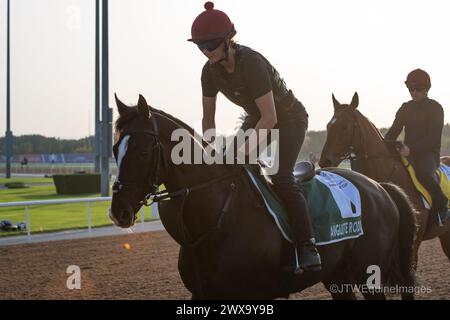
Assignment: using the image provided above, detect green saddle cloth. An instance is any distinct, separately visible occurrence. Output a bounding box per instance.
[245,167,364,245]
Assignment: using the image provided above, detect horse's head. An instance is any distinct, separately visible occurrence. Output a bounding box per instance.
[109,94,163,228]
[319,92,361,168]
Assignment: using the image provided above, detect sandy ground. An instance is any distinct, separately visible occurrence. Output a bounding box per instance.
[0,230,448,300]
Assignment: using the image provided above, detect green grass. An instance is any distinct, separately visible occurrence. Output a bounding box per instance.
[0,177,55,185]
[9,163,96,169]
[0,180,156,237]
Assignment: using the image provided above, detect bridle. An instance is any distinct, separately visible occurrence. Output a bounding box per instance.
[339,120,360,163]
[337,110,399,179]
[112,114,165,203]
[112,111,239,207]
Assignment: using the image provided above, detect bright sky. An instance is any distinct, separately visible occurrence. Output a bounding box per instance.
[0,0,449,139]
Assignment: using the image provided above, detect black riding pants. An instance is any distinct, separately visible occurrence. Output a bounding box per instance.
[239,113,313,244]
[411,152,447,212]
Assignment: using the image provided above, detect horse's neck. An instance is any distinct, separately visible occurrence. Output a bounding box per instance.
[357,118,421,203]
[156,117,230,192]
[159,128,244,242]
[163,160,228,192]
[153,114,280,251]
[356,119,391,180]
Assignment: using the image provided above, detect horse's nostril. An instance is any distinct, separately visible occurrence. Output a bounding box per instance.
[118,206,136,227]
[110,197,138,228]
[109,207,120,225]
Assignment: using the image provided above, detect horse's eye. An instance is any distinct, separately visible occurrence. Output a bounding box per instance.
[140,151,150,157]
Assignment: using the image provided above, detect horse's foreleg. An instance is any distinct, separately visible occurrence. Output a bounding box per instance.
[439,231,450,262]
[178,248,206,298]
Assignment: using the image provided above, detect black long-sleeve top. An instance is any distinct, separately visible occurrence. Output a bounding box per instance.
[384,97,444,158]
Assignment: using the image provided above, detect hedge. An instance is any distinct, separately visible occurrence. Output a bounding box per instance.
[53,173,101,195]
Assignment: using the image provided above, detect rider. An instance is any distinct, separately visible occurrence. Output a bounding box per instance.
[385,68,448,225]
[188,2,321,274]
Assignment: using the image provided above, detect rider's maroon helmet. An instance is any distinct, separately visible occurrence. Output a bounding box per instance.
[404,68,431,89]
[188,2,236,43]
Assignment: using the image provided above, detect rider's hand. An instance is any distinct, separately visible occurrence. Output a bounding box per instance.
[397,144,410,157]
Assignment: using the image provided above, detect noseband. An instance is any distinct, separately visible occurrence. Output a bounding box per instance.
[112,114,165,202]
[341,120,360,162]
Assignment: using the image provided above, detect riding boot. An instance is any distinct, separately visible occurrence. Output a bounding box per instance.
[272,178,322,275]
[413,153,448,227]
[430,198,448,227]
[294,238,322,274]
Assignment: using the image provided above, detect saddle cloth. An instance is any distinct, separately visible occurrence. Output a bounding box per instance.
[245,166,364,246]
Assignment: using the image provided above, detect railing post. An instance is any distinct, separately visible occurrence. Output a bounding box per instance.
[87,202,92,234]
[26,207,31,243]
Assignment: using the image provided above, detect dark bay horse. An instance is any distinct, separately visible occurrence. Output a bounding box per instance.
[319,92,450,266]
[110,94,417,299]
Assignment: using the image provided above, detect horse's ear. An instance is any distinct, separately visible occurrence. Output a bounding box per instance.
[137,94,150,119]
[115,93,128,116]
[350,92,359,110]
[332,94,343,111]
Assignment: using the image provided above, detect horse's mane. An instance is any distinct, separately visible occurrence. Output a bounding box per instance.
[354,110,385,141]
[353,109,399,157]
[150,106,211,149]
[149,107,196,136]
[115,104,209,149]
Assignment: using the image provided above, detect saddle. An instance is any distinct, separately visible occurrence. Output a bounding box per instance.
[256,160,316,183]
[293,161,316,183]
[245,161,364,245]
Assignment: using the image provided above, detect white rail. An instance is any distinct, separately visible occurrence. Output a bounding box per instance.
[0,197,159,243]
[0,197,112,207]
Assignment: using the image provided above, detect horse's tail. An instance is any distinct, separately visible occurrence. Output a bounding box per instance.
[380,182,418,294]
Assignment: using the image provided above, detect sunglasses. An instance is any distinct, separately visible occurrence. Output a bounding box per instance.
[197,38,224,52]
[408,86,426,92]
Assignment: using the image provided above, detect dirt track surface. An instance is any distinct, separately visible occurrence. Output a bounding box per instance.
[0,231,448,300]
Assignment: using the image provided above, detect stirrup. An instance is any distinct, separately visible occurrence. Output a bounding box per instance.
[298,239,322,271]
[293,266,304,275]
